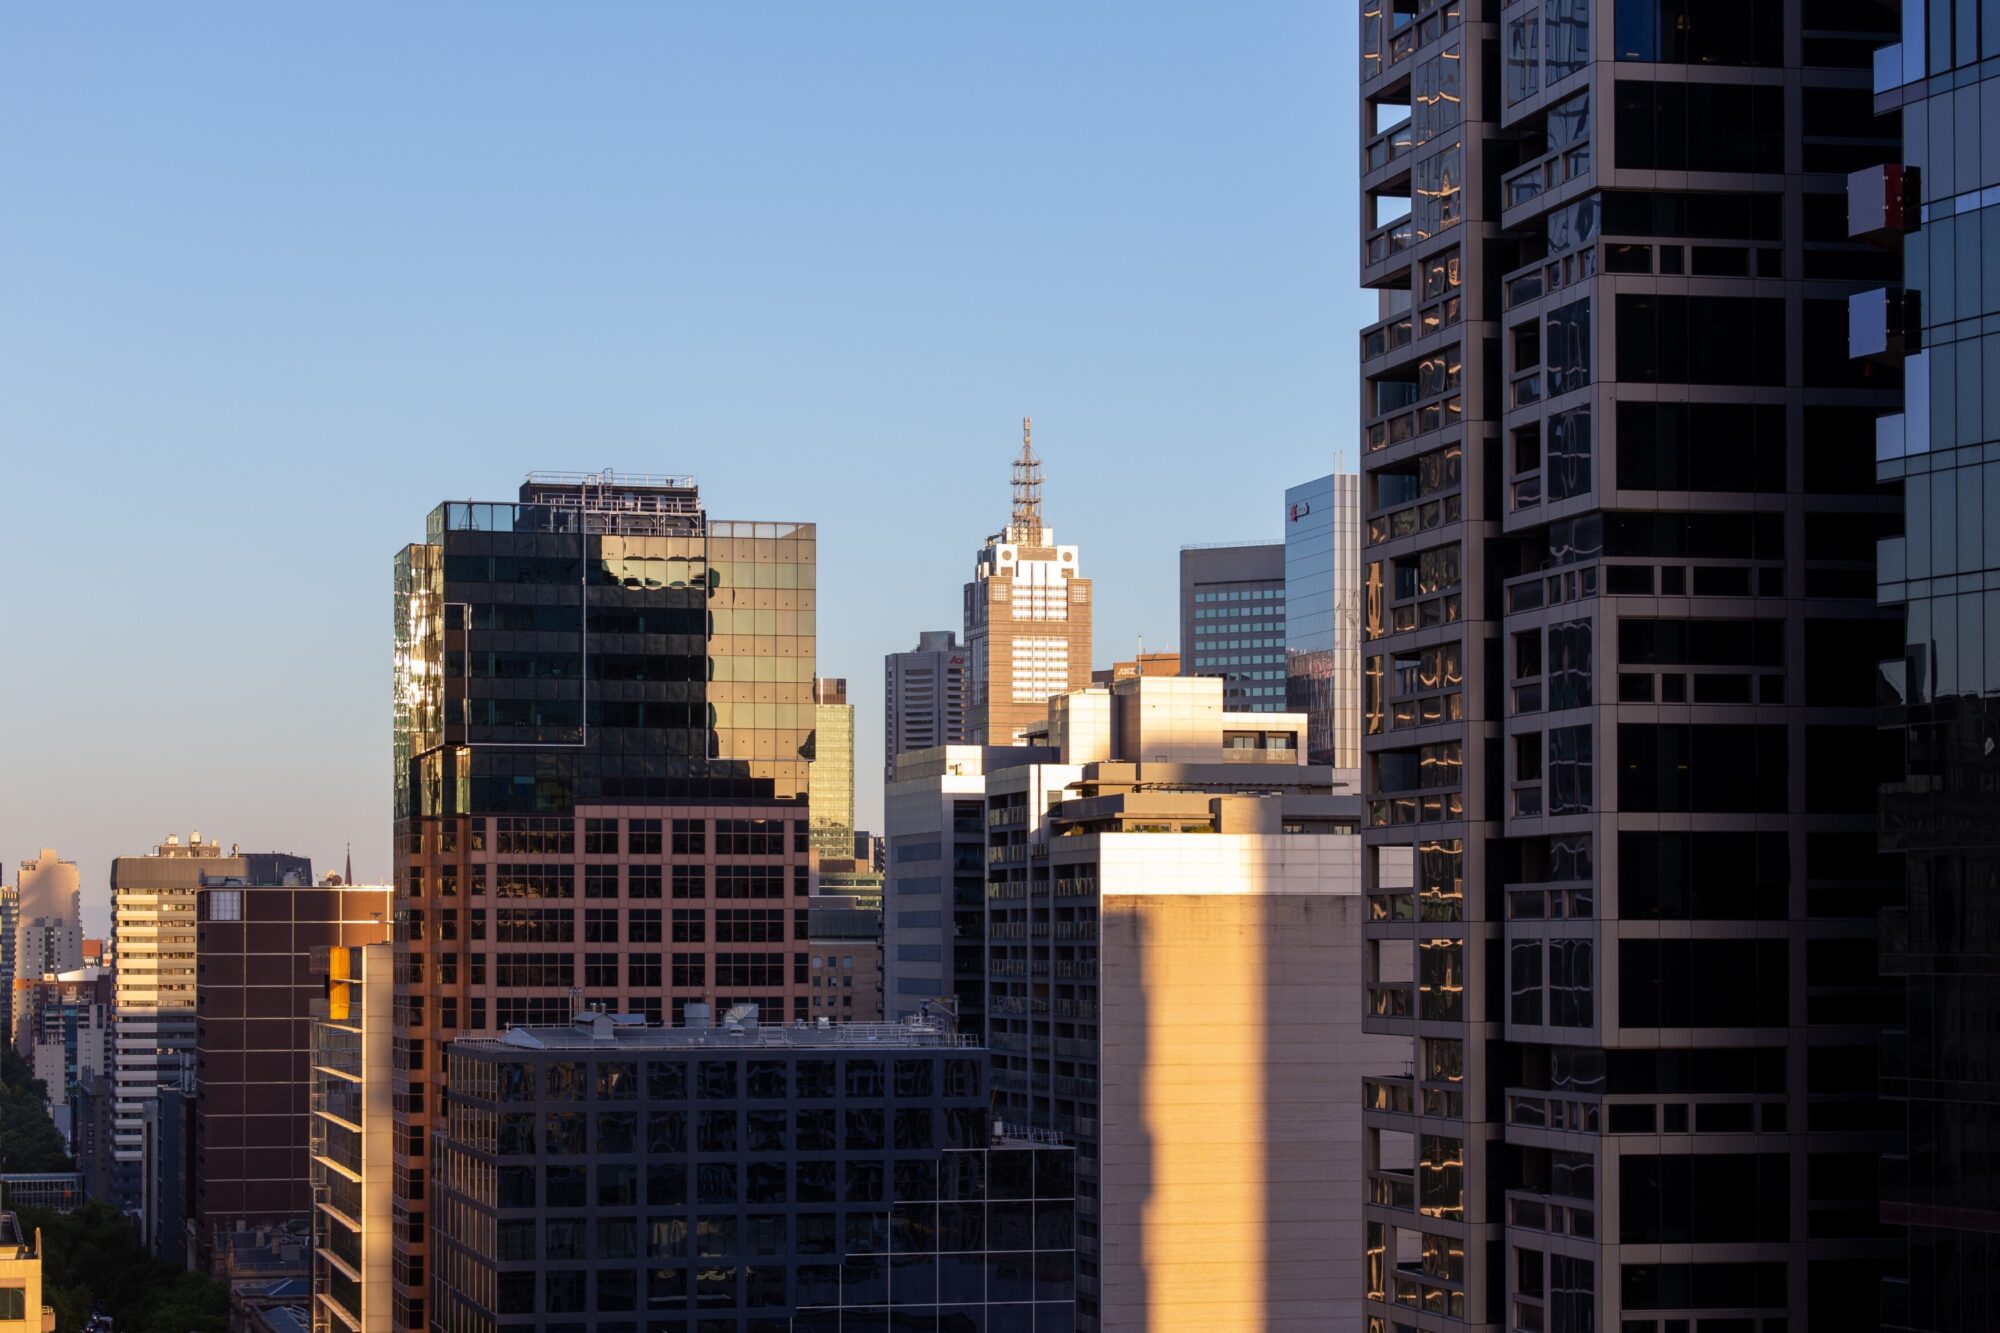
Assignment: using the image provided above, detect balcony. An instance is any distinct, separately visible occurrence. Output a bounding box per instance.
[1365,118,1417,175]
[1362,311,1415,362]
[1506,1188,1595,1240]
[1368,984,1414,1019]
[1368,1169,1417,1213]
[1364,1075,1416,1115]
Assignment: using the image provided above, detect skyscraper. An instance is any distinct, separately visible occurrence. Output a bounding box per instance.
[982,674,1390,1332]
[390,471,815,1333]
[1179,540,1288,712]
[310,941,395,1333]
[107,834,306,1218]
[1356,3,1904,1328]
[191,874,390,1268]
[1284,472,1362,769]
[964,423,1093,745]
[809,676,856,865]
[1864,11,2000,1328]
[883,630,969,781]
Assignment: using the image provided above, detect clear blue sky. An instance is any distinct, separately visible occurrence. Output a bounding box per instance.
[0,4,1365,935]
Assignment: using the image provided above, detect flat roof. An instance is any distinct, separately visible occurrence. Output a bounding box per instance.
[457,1016,977,1053]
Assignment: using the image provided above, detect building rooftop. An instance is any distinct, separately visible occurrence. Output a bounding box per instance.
[466,1011,974,1052]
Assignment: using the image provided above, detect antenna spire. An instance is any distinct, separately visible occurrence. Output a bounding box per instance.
[1010,416,1043,541]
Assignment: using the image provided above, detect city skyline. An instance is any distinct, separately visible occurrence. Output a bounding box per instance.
[0,5,1367,932]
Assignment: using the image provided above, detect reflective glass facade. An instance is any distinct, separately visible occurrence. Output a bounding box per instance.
[428,1027,1074,1333]
[390,474,817,1333]
[1872,5,2000,1327]
[1358,3,1905,1329]
[1285,472,1362,768]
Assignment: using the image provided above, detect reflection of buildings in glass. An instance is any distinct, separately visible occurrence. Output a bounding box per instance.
[390,472,815,1333]
[965,426,1093,745]
[428,1017,1076,1333]
[1284,472,1361,768]
[1358,3,1906,1328]
[809,677,855,864]
[1869,23,2000,1331]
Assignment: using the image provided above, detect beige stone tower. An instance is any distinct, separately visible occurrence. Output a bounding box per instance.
[964,419,1093,743]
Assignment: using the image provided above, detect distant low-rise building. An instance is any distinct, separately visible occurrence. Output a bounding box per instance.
[806,896,883,1023]
[0,1209,54,1332]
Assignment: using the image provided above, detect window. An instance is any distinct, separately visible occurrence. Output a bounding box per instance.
[630,909,663,943]
[584,818,619,854]
[628,819,663,855]
[672,953,706,987]
[671,909,705,943]
[629,953,662,988]
[1615,295,1784,386]
[673,865,706,899]
[1614,80,1783,173]
[629,865,663,899]
[1616,0,1782,65]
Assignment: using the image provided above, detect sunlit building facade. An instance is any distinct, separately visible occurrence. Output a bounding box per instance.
[809,677,856,866]
[390,471,815,1333]
[984,675,1392,1332]
[1357,1,1905,1328]
[965,427,1093,745]
[312,942,395,1333]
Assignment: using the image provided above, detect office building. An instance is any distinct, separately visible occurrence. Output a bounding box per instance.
[964,424,1093,745]
[148,1085,194,1264]
[809,677,857,866]
[391,471,814,1333]
[0,886,17,1046]
[882,744,1054,1029]
[311,941,395,1333]
[192,875,391,1267]
[428,1012,1075,1333]
[20,969,111,1143]
[108,834,305,1216]
[806,895,883,1023]
[1356,4,1904,1329]
[1864,11,2000,1329]
[1179,540,1288,712]
[883,631,970,782]
[981,674,1392,1333]
[1284,472,1363,769]
[0,1210,53,1333]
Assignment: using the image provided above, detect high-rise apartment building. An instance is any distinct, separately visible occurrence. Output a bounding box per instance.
[883,631,970,781]
[881,744,1053,1030]
[1285,473,1363,769]
[391,471,814,1333]
[1356,4,1905,1329]
[311,941,395,1333]
[17,850,79,931]
[191,875,391,1267]
[108,834,303,1216]
[809,677,856,865]
[0,886,18,1045]
[1179,540,1288,712]
[428,1013,1075,1333]
[1864,10,2000,1328]
[964,426,1093,745]
[20,969,111,1133]
[981,674,1393,1332]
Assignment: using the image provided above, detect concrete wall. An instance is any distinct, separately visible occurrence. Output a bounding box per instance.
[1097,886,1401,1333]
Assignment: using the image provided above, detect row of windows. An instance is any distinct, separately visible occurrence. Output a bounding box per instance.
[489,1107,954,1157]
[470,1057,984,1104]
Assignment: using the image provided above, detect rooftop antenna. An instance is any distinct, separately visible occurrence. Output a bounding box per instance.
[1009,417,1043,542]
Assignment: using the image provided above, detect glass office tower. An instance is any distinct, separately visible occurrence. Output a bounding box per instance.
[1867,6,2000,1329]
[391,472,816,1333]
[1357,3,1905,1329]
